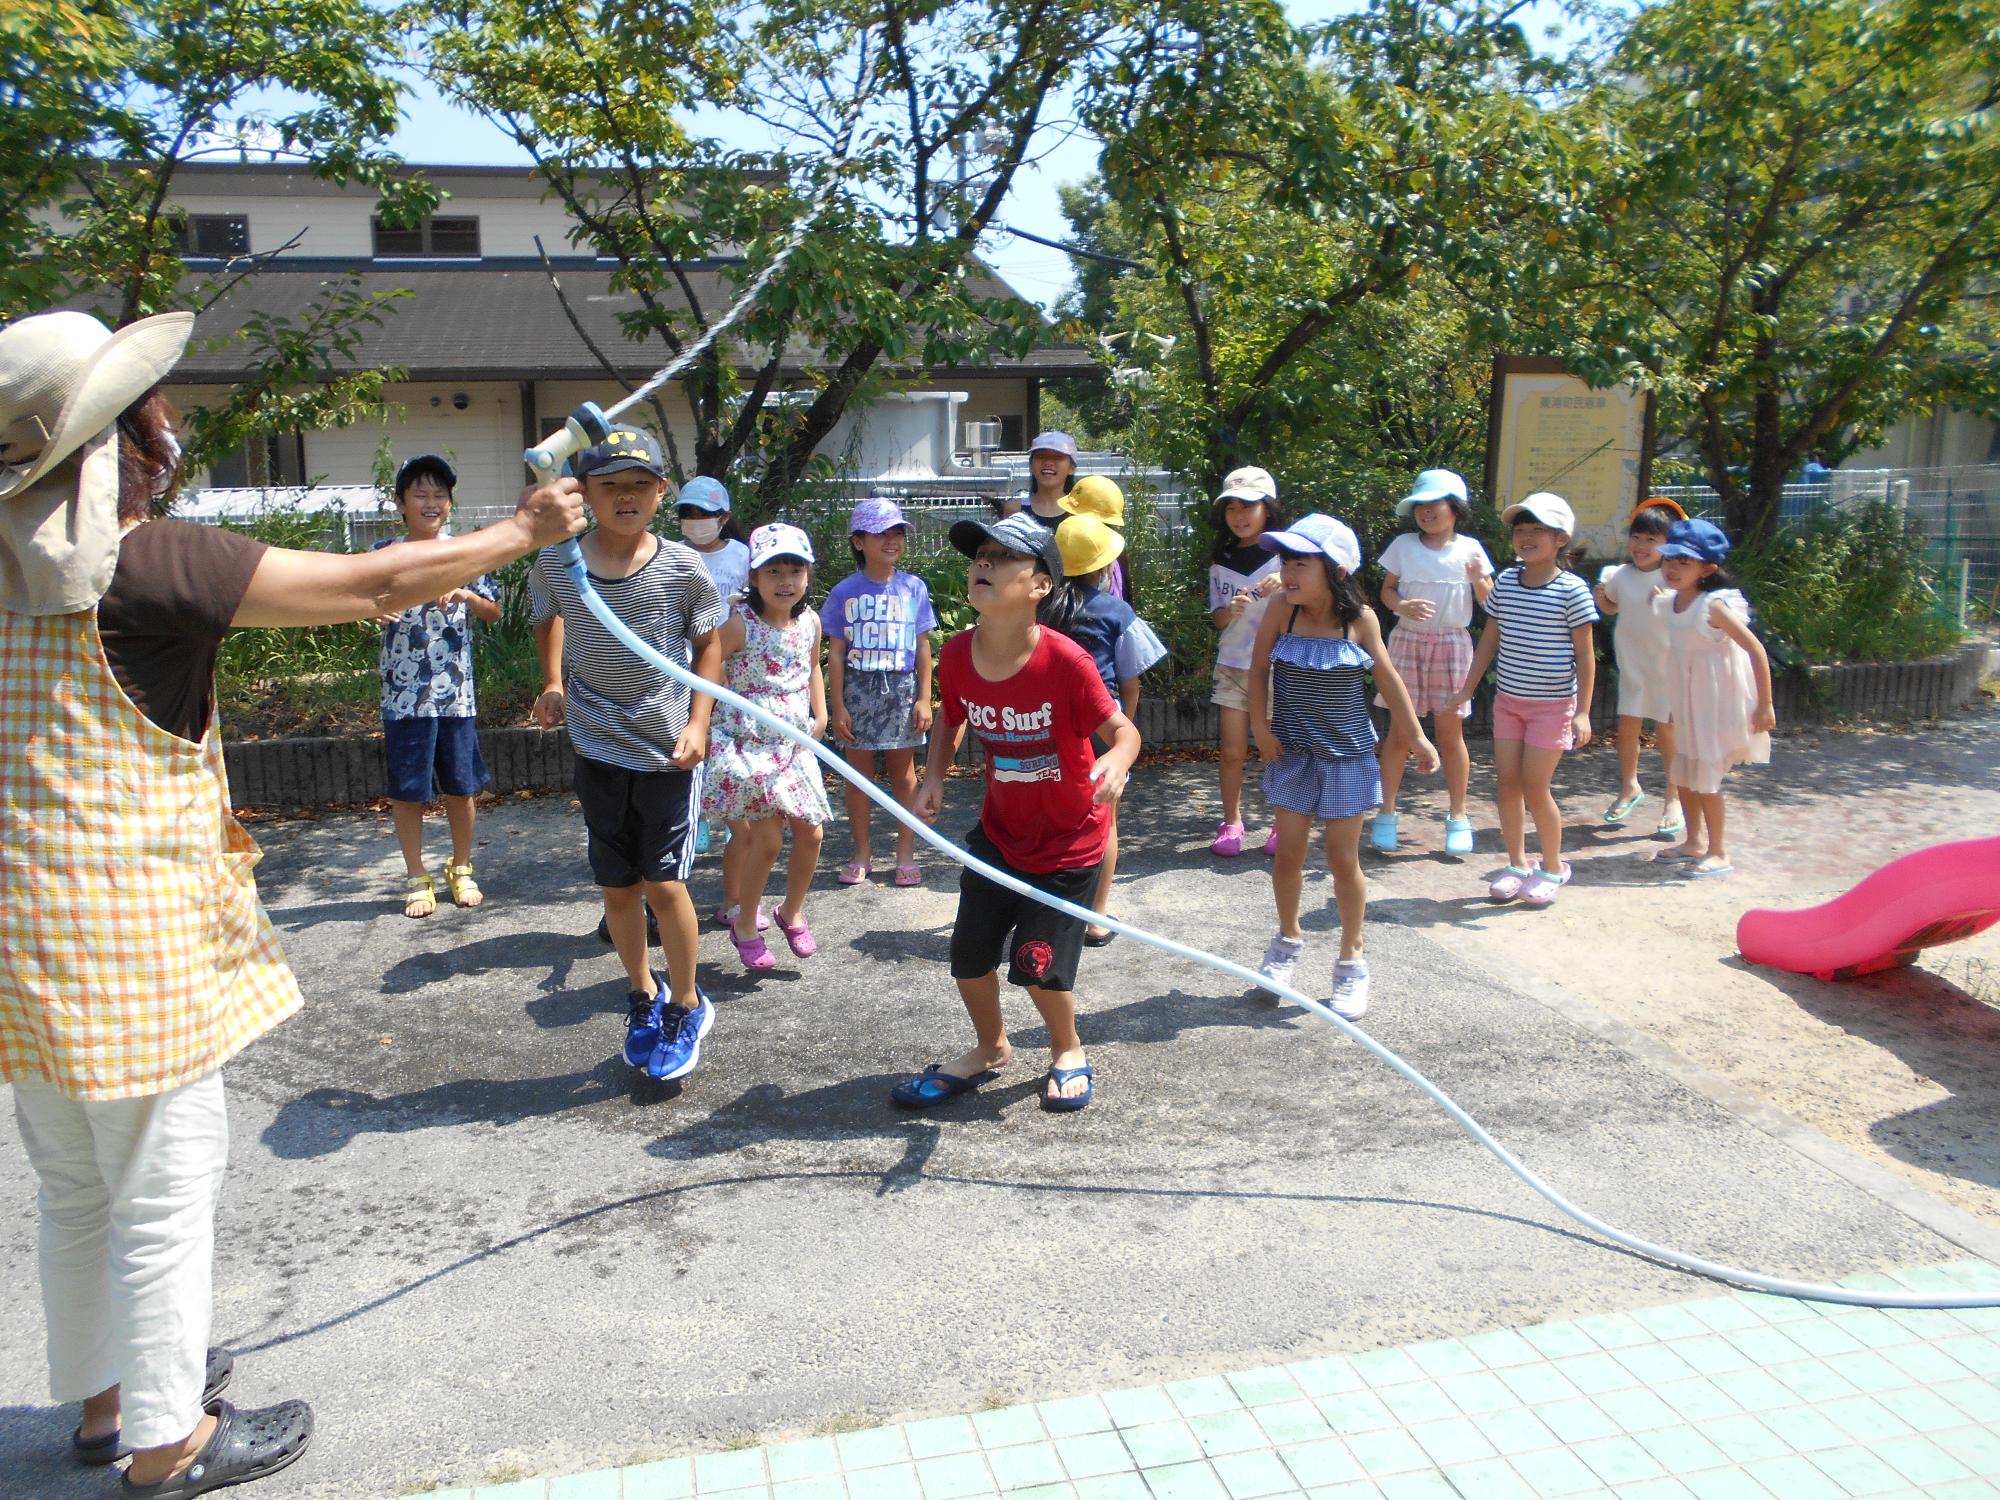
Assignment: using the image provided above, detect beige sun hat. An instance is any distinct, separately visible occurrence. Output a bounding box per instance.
[0,309,194,615]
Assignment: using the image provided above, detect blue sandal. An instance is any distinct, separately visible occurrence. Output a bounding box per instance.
[891,1063,996,1109]
[1042,1063,1094,1113]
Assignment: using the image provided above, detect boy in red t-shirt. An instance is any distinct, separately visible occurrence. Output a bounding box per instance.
[900,512,1141,1113]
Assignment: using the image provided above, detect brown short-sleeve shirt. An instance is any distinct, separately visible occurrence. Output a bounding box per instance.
[96,519,268,743]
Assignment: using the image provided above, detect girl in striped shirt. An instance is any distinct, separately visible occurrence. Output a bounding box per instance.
[1249,514,1437,1020]
[1449,493,1599,907]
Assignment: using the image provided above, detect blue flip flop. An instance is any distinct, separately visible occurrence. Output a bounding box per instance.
[1042,1063,1094,1113]
[891,1063,997,1109]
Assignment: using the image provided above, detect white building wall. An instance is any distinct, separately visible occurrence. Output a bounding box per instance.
[1848,408,2000,472]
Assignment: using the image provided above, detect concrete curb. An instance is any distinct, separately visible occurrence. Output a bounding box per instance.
[221,644,1994,812]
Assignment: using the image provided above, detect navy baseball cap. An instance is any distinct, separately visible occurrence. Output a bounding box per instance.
[575,426,665,480]
[1658,518,1732,564]
[949,510,1062,574]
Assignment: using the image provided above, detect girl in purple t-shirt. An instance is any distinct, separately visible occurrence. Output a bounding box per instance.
[820,498,938,886]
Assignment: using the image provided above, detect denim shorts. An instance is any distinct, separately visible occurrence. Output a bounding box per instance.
[382,715,490,802]
[839,669,925,751]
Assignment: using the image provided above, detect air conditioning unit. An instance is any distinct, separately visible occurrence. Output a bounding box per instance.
[963,420,1003,457]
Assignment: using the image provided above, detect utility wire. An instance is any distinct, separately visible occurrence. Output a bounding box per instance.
[994,221,1140,269]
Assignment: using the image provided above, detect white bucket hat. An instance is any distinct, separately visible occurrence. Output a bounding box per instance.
[0,309,195,615]
[1501,491,1577,535]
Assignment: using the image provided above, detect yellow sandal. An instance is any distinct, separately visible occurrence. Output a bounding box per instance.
[444,862,483,908]
[402,873,436,919]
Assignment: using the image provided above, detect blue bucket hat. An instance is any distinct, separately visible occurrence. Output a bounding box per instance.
[1258,512,1363,574]
[1658,518,1731,565]
[677,475,731,513]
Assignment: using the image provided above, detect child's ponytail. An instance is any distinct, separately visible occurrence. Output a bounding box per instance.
[1035,562,1087,637]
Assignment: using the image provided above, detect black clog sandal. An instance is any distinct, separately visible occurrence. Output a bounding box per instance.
[120,1398,313,1497]
[74,1347,235,1466]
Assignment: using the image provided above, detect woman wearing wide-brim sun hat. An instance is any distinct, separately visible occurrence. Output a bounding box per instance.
[0,308,587,1497]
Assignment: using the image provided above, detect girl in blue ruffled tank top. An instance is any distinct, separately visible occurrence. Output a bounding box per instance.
[1248,513,1438,1020]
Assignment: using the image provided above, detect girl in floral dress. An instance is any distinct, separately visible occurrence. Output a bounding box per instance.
[705,524,834,970]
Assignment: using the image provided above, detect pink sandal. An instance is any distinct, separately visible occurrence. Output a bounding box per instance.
[773,911,817,958]
[893,863,922,887]
[836,860,870,886]
[711,903,768,931]
[731,931,776,971]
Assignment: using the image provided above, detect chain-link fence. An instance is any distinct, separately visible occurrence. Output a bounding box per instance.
[1650,465,2000,625]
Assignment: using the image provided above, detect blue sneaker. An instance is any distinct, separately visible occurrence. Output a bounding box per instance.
[622,982,665,1069]
[647,988,713,1081]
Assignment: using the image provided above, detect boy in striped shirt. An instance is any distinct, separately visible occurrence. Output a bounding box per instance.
[531,428,726,1079]
[1449,492,1598,906]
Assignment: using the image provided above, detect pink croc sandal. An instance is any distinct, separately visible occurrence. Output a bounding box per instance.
[836,861,871,886]
[893,863,922,887]
[731,931,776,971]
[774,911,817,958]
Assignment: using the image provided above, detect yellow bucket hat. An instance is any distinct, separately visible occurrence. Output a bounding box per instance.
[1056,513,1125,577]
[1060,474,1125,528]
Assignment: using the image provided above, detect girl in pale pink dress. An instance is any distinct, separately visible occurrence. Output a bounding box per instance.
[1655,519,1775,878]
[705,524,834,969]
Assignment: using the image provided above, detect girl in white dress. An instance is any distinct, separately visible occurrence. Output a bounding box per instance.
[1656,519,1776,877]
[1594,499,1685,838]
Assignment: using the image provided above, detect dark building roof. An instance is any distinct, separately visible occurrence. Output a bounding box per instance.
[128,262,1097,384]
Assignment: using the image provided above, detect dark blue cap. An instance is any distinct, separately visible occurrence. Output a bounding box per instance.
[1658,518,1731,564]
[576,426,665,480]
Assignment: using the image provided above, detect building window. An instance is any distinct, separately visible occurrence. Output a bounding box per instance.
[205,431,305,490]
[170,214,250,258]
[372,215,481,257]
[996,415,1025,451]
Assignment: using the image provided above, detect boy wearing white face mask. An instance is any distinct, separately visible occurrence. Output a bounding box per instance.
[677,476,749,605]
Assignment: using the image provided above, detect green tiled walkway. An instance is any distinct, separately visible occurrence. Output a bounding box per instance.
[408,1262,2000,1500]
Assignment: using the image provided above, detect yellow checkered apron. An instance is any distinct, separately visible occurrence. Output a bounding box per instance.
[0,607,303,1101]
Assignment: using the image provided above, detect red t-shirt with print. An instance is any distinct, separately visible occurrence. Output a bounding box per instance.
[939,626,1120,874]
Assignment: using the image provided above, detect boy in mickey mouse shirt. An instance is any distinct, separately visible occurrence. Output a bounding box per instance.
[899,513,1140,1114]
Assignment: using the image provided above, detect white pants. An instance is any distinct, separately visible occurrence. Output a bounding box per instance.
[12,1071,227,1448]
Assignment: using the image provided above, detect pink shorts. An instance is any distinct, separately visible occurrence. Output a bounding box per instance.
[1491,691,1578,751]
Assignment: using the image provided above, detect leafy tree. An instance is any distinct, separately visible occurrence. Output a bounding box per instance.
[415,0,1147,508]
[1082,0,1579,499]
[1542,0,2000,540]
[0,0,432,473]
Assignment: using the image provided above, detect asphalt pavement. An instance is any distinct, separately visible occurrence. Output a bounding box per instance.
[0,764,1965,1498]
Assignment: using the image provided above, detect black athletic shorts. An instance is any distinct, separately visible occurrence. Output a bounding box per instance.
[949,824,1102,992]
[573,753,701,887]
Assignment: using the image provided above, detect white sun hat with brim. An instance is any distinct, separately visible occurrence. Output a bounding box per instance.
[0,309,195,615]
[1216,465,1278,504]
[1501,492,1577,535]
[1395,468,1469,517]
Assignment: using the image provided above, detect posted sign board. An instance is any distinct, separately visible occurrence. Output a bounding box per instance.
[1483,356,1656,556]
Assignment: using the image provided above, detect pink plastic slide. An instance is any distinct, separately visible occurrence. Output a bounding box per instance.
[1736,835,2000,981]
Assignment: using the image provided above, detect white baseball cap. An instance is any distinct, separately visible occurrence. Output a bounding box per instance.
[1258,512,1362,574]
[1217,465,1277,504]
[1501,492,1576,534]
[1395,468,1469,517]
[748,521,815,569]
